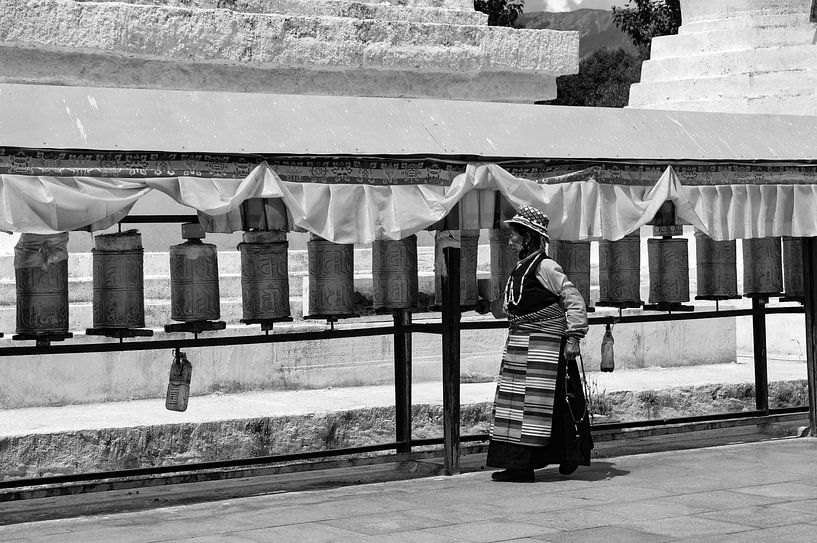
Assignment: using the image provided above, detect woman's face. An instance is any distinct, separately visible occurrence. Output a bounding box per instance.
[509,229,526,253]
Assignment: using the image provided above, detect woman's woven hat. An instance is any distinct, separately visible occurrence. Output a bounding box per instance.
[505,205,550,241]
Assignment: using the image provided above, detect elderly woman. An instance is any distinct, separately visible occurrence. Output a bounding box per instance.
[487,205,593,483]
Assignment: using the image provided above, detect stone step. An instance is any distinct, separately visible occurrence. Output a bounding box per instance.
[628,71,817,109]
[100,0,489,25]
[639,44,817,82]
[678,12,808,35]
[628,87,817,115]
[651,25,817,60]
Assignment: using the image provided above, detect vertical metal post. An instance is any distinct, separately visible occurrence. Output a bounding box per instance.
[441,246,461,475]
[802,238,817,436]
[393,309,412,455]
[751,296,769,413]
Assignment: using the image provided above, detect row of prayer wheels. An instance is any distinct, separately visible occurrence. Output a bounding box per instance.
[11,225,809,338]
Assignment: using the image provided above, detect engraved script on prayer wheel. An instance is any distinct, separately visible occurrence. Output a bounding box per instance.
[307,236,355,318]
[489,228,517,302]
[647,238,689,305]
[239,230,290,322]
[372,236,418,310]
[782,237,805,301]
[597,232,642,308]
[742,237,783,297]
[550,240,592,309]
[169,224,221,322]
[92,230,145,329]
[434,230,480,309]
[694,230,739,300]
[15,233,69,335]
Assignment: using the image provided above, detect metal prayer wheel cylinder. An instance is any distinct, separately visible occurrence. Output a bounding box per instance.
[782,237,805,300]
[694,231,738,299]
[550,240,592,309]
[92,230,145,329]
[307,235,355,317]
[489,228,517,301]
[239,230,290,321]
[597,232,642,307]
[647,238,689,304]
[15,233,69,335]
[742,237,783,297]
[169,223,221,322]
[435,230,480,308]
[372,236,418,310]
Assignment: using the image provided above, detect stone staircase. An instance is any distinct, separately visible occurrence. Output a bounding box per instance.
[628,0,817,114]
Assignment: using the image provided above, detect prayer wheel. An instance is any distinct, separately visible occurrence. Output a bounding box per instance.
[597,231,642,308]
[489,228,517,302]
[239,230,290,322]
[694,231,739,300]
[169,223,221,322]
[647,238,690,305]
[782,237,805,301]
[550,240,593,309]
[92,230,145,329]
[307,235,355,318]
[434,230,480,309]
[15,233,69,335]
[742,237,783,298]
[372,236,418,310]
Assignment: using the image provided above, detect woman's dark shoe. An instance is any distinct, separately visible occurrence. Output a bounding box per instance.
[558,463,579,475]
[491,469,535,482]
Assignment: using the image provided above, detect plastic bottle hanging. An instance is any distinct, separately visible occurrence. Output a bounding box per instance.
[166,348,193,412]
[600,323,615,373]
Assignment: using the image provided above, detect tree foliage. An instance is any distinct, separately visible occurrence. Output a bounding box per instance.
[474,0,524,27]
[612,0,681,52]
[546,48,645,108]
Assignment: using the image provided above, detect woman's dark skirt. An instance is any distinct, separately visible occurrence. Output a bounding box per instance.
[486,352,593,470]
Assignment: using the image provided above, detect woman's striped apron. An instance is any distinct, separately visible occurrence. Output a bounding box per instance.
[489,303,566,447]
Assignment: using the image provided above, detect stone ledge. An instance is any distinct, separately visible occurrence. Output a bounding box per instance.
[0,6,571,72]
[92,0,489,25]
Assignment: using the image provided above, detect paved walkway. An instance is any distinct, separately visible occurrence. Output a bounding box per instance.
[1,438,816,541]
[0,359,806,437]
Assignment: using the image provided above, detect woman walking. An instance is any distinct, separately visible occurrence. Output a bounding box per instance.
[488,205,593,483]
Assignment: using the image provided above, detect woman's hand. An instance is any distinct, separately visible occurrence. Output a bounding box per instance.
[490,297,507,319]
[564,336,581,361]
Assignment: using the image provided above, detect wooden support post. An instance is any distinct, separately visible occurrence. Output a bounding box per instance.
[802,238,817,436]
[441,246,461,475]
[751,296,769,414]
[393,309,412,455]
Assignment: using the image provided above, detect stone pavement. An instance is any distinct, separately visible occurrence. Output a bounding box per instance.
[1,438,816,542]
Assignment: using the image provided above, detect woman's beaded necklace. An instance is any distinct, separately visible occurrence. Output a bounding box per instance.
[504,250,543,306]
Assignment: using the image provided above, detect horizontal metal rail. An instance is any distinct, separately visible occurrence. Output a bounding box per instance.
[0,442,405,492]
[0,323,444,356]
[0,307,803,356]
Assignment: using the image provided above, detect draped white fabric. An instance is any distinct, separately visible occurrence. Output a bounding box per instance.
[0,162,814,242]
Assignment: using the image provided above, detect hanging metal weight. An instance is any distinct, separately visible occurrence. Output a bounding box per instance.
[597,231,643,308]
[169,223,221,323]
[782,237,805,302]
[372,235,418,311]
[239,230,291,323]
[306,235,355,319]
[92,230,145,329]
[434,230,480,309]
[14,233,70,336]
[742,237,783,298]
[694,230,739,300]
[646,237,690,307]
[550,240,593,310]
[489,228,517,302]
